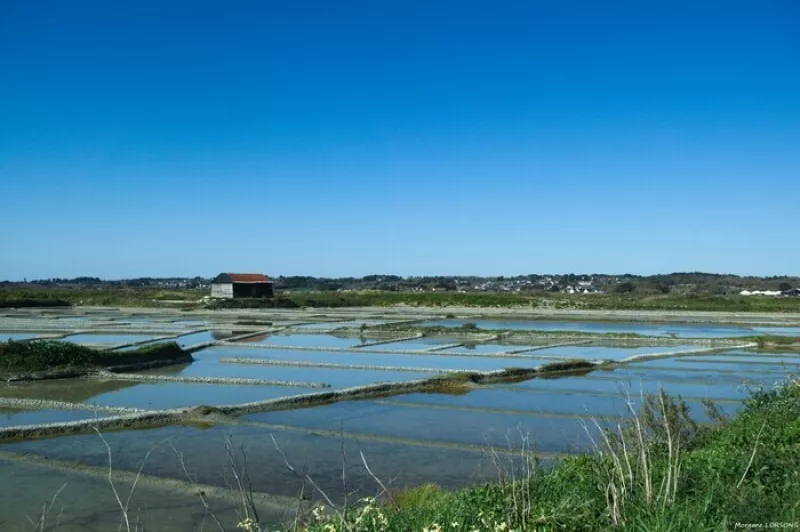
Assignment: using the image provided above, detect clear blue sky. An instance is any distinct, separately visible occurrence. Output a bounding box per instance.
[1,1,798,280]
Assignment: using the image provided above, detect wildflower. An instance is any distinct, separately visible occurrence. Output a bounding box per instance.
[237,518,260,532]
[311,505,326,521]
[322,524,337,532]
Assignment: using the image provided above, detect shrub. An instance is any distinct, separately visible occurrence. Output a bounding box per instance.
[0,340,188,374]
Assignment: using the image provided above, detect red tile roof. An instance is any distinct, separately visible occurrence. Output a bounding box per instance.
[225,273,272,283]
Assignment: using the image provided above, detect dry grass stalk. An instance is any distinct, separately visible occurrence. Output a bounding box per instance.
[737,421,767,489]
[583,387,690,525]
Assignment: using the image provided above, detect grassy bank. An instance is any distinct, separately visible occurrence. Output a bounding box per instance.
[215,291,800,312]
[0,288,204,308]
[293,380,800,532]
[0,340,190,376]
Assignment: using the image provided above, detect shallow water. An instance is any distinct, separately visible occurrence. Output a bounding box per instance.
[436,343,517,355]
[241,333,364,349]
[0,379,316,409]
[372,337,464,351]
[292,320,391,329]
[196,345,551,372]
[0,408,100,427]
[0,379,141,403]
[633,353,800,370]
[0,457,290,531]
[2,423,509,505]
[85,381,319,409]
[533,344,703,361]
[115,331,216,351]
[142,357,437,390]
[750,326,800,336]
[602,365,788,387]
[687,350,800,361]
[0,332,40,341]
[172,330,218,346]
[171,319,208,326]
[509,372,759,400]
[244,400,604,453]
[420,319,800,338]
[383,388,742,421]
[62,333,161,345]
[288,321,353,329]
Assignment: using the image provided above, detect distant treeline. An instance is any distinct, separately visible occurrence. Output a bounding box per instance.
[1,285,798,311]
[4,272,796,296]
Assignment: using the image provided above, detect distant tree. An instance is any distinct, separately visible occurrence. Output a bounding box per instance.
[779,282,792,292]
[615,282,636,294]
[654,283,671,294]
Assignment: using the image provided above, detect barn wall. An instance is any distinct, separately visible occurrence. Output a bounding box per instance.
[232,283,274,298]
[211,283,234,298]
[254,283,274,298]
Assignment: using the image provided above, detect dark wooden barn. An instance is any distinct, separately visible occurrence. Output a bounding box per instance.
[210,273,274,298]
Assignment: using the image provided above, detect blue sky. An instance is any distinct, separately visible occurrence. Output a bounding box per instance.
[1,1,798,280]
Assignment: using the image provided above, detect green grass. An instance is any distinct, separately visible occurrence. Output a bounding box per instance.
[296,379,800,532]
[0,288,205,308]
[747,335,800,348]
[0,340,190,375]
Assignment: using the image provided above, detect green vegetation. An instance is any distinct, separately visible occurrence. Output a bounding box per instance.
[0,340,190,375]
[379,323,647,339]
[208,291,539,309]
[751,335,799,346]
[208,291,800,312]
[2,286,800,312]
[614,281,637,294]
[0,297,71,308]
[0,288,204,308]
[749,335,800,351]
[297,379,800,532]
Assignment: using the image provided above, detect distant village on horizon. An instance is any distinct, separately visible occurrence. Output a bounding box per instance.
[3,272,799,298]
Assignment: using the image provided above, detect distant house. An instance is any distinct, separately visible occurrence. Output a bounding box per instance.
[210,273,274,299]
[746,290,783,296]
[783,289,800,297]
